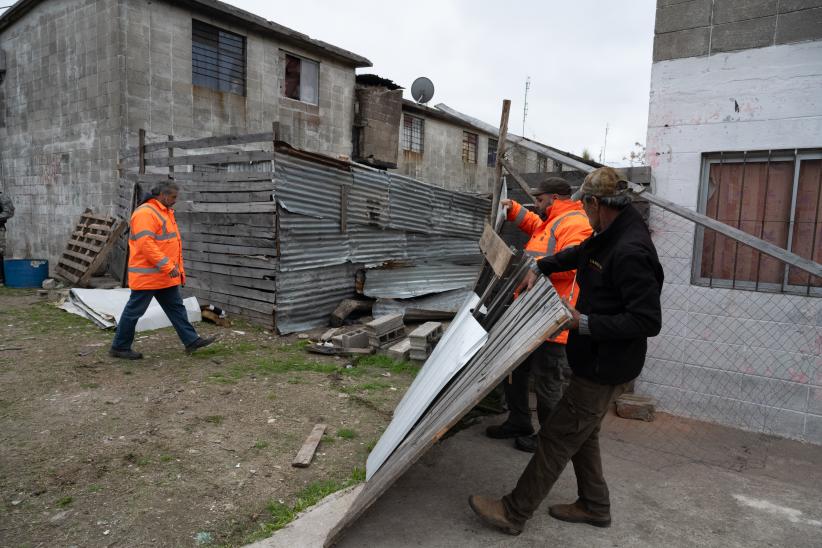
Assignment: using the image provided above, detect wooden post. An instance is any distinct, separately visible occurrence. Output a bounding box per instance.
[490,100,511,221]
[167,135,174,175]
[500,158,537,199]
[138,128,146,175]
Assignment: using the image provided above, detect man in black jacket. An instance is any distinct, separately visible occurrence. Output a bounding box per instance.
[469,166,664,535]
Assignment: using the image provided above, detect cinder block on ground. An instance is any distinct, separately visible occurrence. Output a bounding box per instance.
[366,314,404,336]
[616,394,656,422]
[332,329,369,349]
[386,338,411,361]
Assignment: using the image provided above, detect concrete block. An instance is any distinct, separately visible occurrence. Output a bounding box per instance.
[653,27,711,61]
[775,7,822,44]
[713,0,778,25]
[616,394,656,421]
[332,329,369,349]
[386,338,411,361]
[655,0,712,34]
[711,17,777,53]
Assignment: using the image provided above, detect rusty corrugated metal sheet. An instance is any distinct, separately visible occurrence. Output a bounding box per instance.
[278,211,350,272]
[348,225,407,265]
[363,263,481,299]
[275,263,360,334]
[275,154,350,221]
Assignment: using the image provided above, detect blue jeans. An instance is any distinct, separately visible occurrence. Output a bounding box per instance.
[111,285,199,351]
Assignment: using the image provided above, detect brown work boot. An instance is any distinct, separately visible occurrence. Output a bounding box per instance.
[548,499,611,528]
[468,495,522,536]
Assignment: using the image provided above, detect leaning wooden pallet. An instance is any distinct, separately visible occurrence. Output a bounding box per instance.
[55,210,127,287]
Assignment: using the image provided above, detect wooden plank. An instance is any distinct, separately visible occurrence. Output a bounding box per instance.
[490,100,511,222]
[176,222,275,239]
[500,158,537,199]
[175,181,275,192]
[142,150,271,168]
[143,131,274,153]
[183,232,276,248]
[182,251,277,269]
[58,255,90,273]
[479,222,515,277]
[77,221,127,287]
[185,286,275,315]
[292,423,327,468]
[185,269,275,291]
[55,265,80,284]
[183,241,275,256]
[184,259,277,279]
[185,275,276,303]
[183,190,273,203]
[184,288,273,326]
[168,171,273,183]
[61,248,95,264]
[175,212,276,228]
[71,230,109,243]
[66,238,104,253]
[174,201,277,214]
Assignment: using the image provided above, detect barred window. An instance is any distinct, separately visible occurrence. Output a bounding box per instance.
[537,155,548,172]
[487,138,498,167]
[284,53,319,105]
[192,20,246,96]
[695,150,822,295]
[462,131,478,164]
[402,115,424,153]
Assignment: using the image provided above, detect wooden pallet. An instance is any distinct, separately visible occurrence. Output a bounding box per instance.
[55,210,127,287]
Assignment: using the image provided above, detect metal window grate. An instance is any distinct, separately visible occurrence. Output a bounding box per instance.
[694,149,822,296]
[192,20,246,96]
[462,131,477,164]
[487,138,498,167]
[402,115,424,153]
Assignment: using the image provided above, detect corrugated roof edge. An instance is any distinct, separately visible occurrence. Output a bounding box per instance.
[0,0,372,68]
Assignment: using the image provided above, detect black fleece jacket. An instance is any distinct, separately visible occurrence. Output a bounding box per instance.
[536,205,664,385]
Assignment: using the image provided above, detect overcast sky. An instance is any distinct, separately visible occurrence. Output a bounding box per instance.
[231,0,656,166]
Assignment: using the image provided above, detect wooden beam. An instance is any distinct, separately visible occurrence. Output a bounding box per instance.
[292,423,327,468]
[499,158,535,199]
[142,131,275,153]
[479,223,515,277]
[490,100,511,222]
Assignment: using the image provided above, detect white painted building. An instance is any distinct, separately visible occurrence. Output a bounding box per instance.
[641,0,822,443]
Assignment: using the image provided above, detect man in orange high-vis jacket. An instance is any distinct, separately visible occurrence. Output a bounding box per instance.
[486,177,592,452]
[109,182,215,360]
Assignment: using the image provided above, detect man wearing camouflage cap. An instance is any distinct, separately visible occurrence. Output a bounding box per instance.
[470,166,663,535]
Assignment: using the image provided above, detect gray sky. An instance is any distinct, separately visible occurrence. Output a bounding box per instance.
[231,0,656,166]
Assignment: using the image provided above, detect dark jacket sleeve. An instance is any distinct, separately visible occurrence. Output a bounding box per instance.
[536,244,581,275]
[588,251,662,340]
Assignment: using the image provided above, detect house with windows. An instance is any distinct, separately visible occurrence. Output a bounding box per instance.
[641,0,822,443]
[0,0,370,265]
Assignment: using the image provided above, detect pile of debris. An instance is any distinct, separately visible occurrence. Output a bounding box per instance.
[308,313,446,364]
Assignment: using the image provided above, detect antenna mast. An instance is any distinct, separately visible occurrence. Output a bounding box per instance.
[522,76,530,136]
[599,123,609,163]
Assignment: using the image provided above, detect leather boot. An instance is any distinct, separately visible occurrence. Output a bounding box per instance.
[468,495,522,535]
[549,499,611,528]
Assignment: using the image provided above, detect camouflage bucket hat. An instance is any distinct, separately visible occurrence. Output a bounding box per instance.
[571,167,629,200]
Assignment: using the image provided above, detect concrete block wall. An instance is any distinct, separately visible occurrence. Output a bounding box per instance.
[654,0,822,61]
[642,39,822,443]
[0,0,123,266]
[122,0,356,157]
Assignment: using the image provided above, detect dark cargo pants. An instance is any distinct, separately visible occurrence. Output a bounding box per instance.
[502,375,630,527]
[503,341,568,431]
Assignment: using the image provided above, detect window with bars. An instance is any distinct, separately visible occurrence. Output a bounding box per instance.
[402,115,424,153]
[192,20,246,96]
[284,53,319,105]
[487,138,498,167]
[694,150,822,295]
[537,155,548,172]
[462,131,478,164]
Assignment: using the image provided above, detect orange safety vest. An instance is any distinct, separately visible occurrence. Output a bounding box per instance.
[507,199,593,344]
[127,198,185,290]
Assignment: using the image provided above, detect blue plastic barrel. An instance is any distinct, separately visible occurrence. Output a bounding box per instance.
[3,259,49,288]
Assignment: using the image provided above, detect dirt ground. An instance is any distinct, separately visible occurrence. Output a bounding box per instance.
[0,287,416,547]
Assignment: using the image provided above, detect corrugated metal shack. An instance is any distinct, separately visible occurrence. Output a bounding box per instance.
[115,132,488,333]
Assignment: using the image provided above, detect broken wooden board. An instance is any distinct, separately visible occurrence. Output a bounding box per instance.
[292,423,327,468]
[55,210,127,287]
[330,298,373,327]
[479,222,515,277]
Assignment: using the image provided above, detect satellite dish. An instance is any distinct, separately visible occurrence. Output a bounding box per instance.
[411,77,435,104]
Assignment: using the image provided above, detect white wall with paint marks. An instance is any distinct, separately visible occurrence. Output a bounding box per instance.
[641,40,822,444]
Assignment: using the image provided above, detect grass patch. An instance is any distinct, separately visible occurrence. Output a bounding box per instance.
[80,382,99,389]
[321,434,336,444]
[206,354,337,386]
[137,457,151,466]
[55,496,73,508]
[244,468,365,543]
[354,355,418,375]
[253,440,269,450]
[204,415,224,425]
[87,484,102,493]
[159,454,174,463]
[365,438,378,452]
[336,428,357,440]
